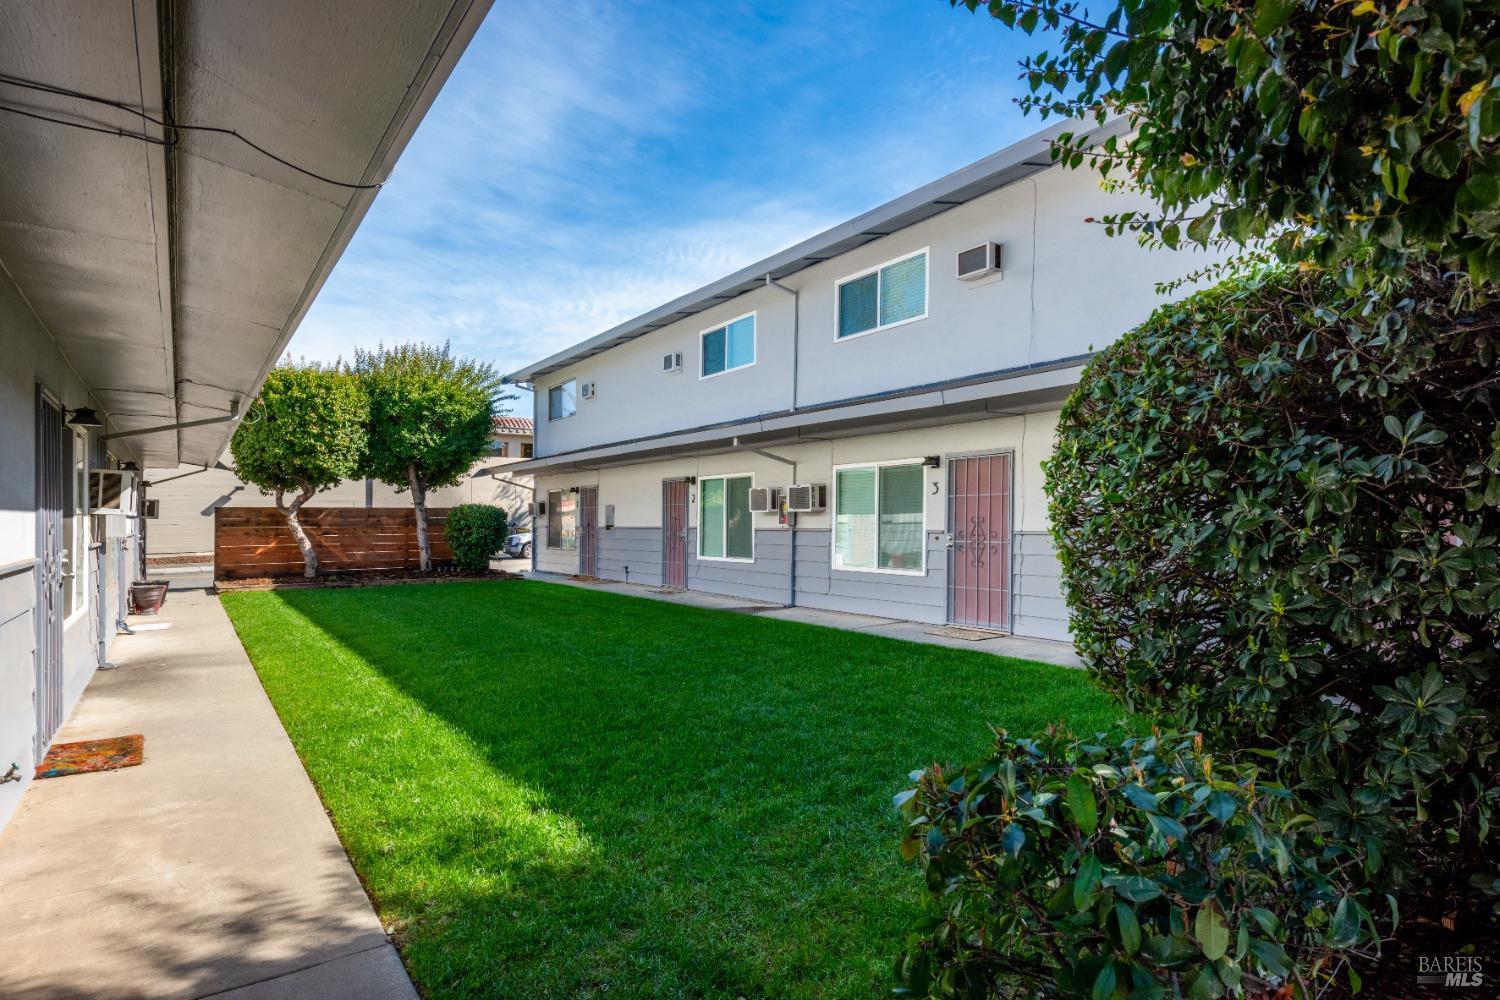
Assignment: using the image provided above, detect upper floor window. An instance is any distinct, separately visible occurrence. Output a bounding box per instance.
[548,380,576,421]
[836,249,928,340]
[701,313,756,378]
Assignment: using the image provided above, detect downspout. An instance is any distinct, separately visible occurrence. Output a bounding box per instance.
[741,442,798,608]
[762,274,800,607]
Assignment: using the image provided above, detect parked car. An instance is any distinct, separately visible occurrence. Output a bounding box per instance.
[503,531,532,559]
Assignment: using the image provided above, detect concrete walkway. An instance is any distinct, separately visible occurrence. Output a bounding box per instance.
[0,584,415,1000]
[527,571,1082,668]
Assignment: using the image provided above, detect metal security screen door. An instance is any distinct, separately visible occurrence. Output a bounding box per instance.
[34,388,66,755]
[578,487,599,576]
[947,453,1014,632]
[661,480,688,589]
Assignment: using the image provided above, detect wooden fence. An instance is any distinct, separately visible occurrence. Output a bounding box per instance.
[214,507,453,578]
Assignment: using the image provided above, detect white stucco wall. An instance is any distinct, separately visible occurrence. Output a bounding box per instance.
[536,410,1058,535]
[532,412,1068,635]
[0,265,142,835]
[533,160,1213,459]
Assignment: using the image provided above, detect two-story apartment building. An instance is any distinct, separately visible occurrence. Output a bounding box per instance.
[505,120,1209,642]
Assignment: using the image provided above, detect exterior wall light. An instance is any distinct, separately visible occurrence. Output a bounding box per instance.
[66,408,104,428]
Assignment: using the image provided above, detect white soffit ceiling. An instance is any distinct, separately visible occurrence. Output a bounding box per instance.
[0,0,492,465]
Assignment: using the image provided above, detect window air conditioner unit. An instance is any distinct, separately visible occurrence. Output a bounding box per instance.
[956,241,1002,281]
[662,352,683,374]
[532,499,547,517]
[580,381,596,400]
[785,483,827,513]
[89,469,136,517]
[748,486,780,514]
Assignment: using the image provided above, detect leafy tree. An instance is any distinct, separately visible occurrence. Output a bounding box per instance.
[229,362,367,578]
[1047,261,1499,919]
[354,343,509,571]
[950,0,1500,280]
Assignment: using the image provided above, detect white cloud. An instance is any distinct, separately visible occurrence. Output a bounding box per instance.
[289,0,1041,398]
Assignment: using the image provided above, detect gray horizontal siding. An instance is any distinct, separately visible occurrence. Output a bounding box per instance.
[598,527,662,586]
[793,529,948,625]
[536,519,1076,645]
[1014,531,1069,641]
[685,529,791,604]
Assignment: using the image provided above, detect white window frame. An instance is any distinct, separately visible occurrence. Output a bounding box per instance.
[830,457,928,577]
[546,488,578,550]
[833,247,930,342]
[699,311,758,380]
[548,379,577,422]
[696,473,756,563]
[66,428,90,621]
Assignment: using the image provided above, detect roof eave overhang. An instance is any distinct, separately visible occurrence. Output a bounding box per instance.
[180,0,493,467]
[509,356,1089,477]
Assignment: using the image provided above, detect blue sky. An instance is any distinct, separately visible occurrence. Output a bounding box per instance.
[289,1,1042,411]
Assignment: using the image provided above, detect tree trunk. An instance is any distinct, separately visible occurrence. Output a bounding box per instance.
[275,484,319,578]
[408,462,432,572]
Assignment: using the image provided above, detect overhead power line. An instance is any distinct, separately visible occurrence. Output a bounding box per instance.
[0,73,382,191]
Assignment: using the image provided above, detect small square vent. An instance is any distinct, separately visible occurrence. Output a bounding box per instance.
[662,352,683,374]
[956,242,1002,281]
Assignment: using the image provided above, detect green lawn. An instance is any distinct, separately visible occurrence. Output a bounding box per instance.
[222,580,1120,999]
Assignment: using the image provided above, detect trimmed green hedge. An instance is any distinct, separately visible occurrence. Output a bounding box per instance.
[1046,261,1499,899]
[897,729,1375,999]
[445,504,508,573]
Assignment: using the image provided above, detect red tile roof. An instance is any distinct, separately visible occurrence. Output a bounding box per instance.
[492,415,534,435]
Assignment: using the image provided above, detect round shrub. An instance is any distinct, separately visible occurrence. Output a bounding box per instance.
[445,503,508,573]
[1046,262,1500,895]
[896,728,1378,999]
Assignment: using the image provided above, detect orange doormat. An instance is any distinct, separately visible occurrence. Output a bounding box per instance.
[35,734,144,779]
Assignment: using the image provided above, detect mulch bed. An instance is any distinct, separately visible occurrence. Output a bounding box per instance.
[147,553,213,567]
[216,568,522,592]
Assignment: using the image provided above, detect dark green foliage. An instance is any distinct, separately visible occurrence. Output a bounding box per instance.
[230,362,367,497]
[354,342,504,494]
[1046,262,1500,897]
[444,504,507,572]
[953,0,1500,279]
[896,729,1379,998]
[229,362,367,577]
[353,342,510,570]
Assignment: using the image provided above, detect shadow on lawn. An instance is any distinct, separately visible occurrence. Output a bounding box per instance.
[260,580,1116,998]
